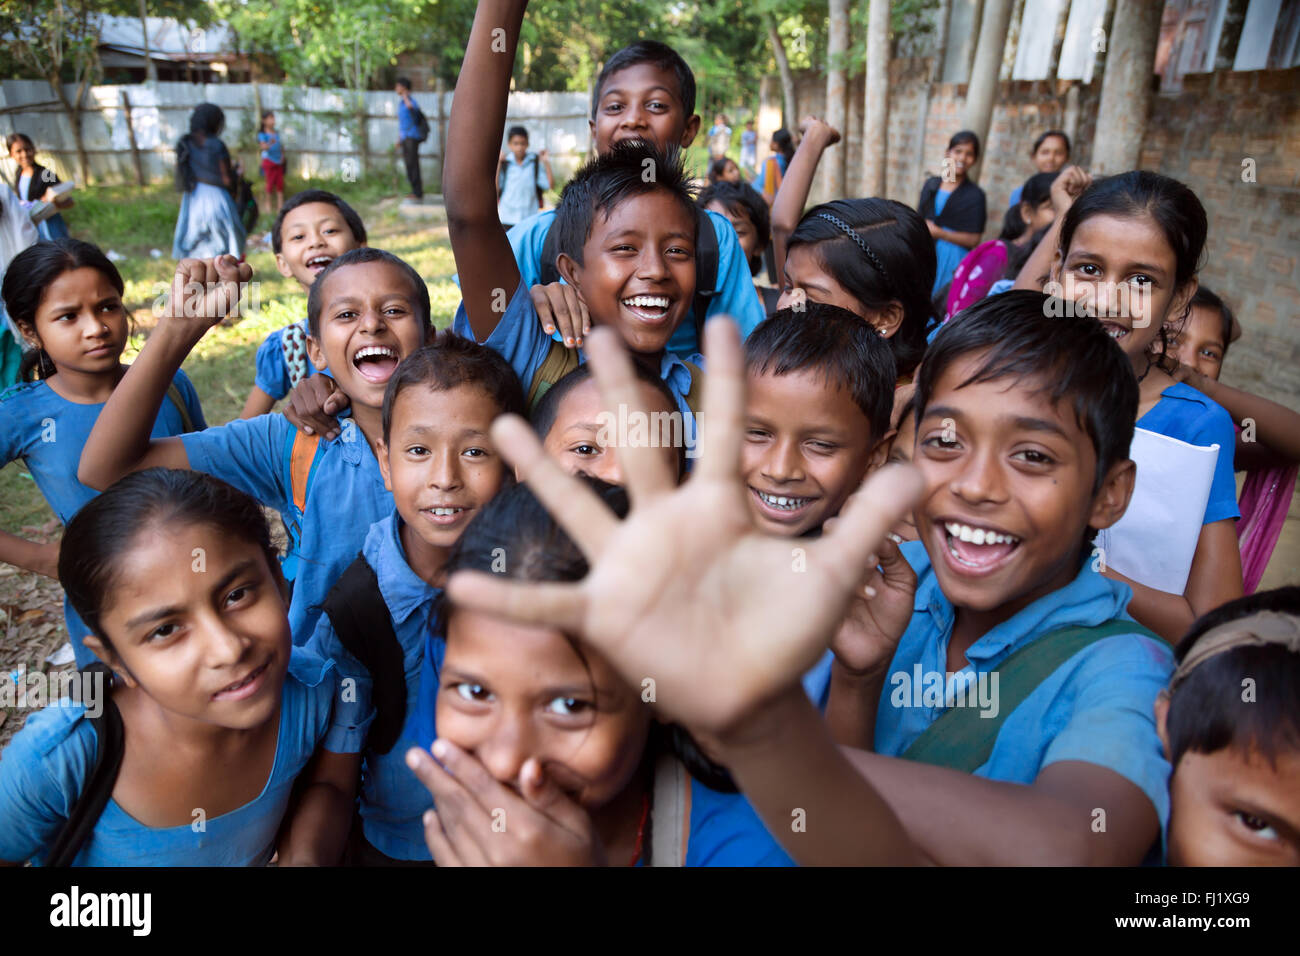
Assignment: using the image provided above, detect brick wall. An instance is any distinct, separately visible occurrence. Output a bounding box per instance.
[781,63,1300,410]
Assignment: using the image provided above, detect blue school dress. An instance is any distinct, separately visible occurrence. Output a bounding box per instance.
[0,648,338,866]
[253,319,321,401]
[305,511,439,861]
[172,135,246,260]
[178,412,393,642]
[1136,382,1240,525]
[0,372,206,668]
[806,541,1174,829]
[451,280,701,431]
[502,207,764,358]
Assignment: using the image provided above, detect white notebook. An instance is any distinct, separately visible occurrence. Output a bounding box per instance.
[1094,426,1218,595]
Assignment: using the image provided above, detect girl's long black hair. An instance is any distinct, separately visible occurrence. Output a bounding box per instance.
[175,102,225,193]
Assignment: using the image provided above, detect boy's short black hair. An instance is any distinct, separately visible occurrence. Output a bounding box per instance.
[306,247,431,339]
[917,290,1137,496]
[551,141,696,267]
[697,180,770,254]
[507,125,529,141]
[272,189,367,254]
[381,330,525,443]
[744,303,897,444]
[396,76,412,89]
[591,40,696,120]
[1166,587,1300,768]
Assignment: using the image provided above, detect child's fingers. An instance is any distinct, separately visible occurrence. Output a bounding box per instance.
[519,758,589,835]
[562,285,586,346]
[694,316,746,483]
[529,283,558,336]
[404,744,495,861]
[446,571,587,635]
[421,809,466,867]
[489,414,618,554]
[583,328,676,503]
[813,464,922,589]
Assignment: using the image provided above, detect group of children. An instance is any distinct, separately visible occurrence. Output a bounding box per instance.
[0,0,1297,868]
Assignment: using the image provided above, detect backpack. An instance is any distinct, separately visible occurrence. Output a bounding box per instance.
[538,205,720,344]
[164,381,197,433]
[279,428,326,583]
[278,323,311,389]
[410,102,431,144]
[900,619,1162,773]
[46,663,124,866]
[319,554,409,755]
[525,338,704,416]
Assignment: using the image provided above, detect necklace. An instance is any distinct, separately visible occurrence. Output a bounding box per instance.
[628,793,651,866]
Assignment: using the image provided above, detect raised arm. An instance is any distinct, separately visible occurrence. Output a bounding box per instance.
[444,0,526,342]
[770,117,840,290]
[1176,368,1300,469]
[78,257,250,489]
[1015,165,1091,291]
[0,532,59,579]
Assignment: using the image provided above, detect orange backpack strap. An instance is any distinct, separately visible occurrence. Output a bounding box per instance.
[290,430,322,513]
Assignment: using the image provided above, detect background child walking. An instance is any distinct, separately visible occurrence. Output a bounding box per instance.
[258,111,286,219]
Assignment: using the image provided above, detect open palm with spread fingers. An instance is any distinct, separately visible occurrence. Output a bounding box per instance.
[446,319,922,736]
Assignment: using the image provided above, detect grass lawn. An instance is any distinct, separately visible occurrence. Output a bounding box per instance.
[0,171,462,743]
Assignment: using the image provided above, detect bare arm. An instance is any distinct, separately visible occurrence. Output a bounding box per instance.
[443,0,526,343]
[1176,368,1300,468]
[79,258,250,489]
[770,117,840,289]
[927,222,982,249]
[276,750,361,866]
[1015,165,1092,291]
[0,532,59,579]
[1103,518,1244,642]
[241,386,277,419]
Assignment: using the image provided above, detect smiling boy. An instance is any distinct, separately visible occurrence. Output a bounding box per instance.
[78,249,431,642]
[242,190,368,418]
[813,291,1176,864]
[446,0,702,424]
[741,303,896,537]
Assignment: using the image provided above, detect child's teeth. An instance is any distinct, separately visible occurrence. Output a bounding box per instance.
[945,521,1017,546]
[971,528,986,546]
[623,295,669,308]
[430,507,463,515]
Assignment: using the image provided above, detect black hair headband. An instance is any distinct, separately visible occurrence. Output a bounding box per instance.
[815,213,891,286]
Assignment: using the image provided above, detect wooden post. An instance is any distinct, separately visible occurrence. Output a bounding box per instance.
[120,90,146,186]
[861,0,890,197]
[1091,0,1163,174]
[825,0,851,199]
[961,0,1015,183]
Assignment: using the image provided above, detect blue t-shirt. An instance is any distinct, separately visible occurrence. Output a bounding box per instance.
[502,207,764,358]
[498,152,548,227]
[253,320,321,402]
[0,648,338,866]
[675,776,794,867]
[305,511,438,860]
[179,413,393,643]
[0,371,206,668]
[397,98,420,141]
[1136,382,1240,525]
[931,189,969,296]
[452,279,701,433]
[807,541,1174,830]
[257,130,283,165]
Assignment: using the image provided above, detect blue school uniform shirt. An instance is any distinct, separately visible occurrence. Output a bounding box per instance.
[397,98,419,141]
[451,279,701,429]
[931,190,969,296]
[179,412,393,643]
[498,152,548,226]
[257,130,283,166]
[0,648,337,866]
[1136,381,1240,524]
[305,511,439,861]
[806,541,1174,829]
[253,320,322,402]
[0,371,206,669]
[502,207,764,358]
[678,778,794,866]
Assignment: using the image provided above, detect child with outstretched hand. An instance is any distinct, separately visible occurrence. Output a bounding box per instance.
[409,318,926,866]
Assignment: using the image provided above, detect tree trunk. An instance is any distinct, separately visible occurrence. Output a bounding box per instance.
[765,14,797,128]
[825,0,850,198]
[930,0,952,84]
[861,0,890,197]
[1091,0,1163,174]
[961,0,1014,183]
[48,76,91,186]
[138,0,157,84]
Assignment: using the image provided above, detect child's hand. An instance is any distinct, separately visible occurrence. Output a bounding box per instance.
[1050,165,1092,213]
[407,741,605,866]
[446,321,923,738]
[530,282,590,348]
[165,256,252,333]
[925,219,942,239]
[798,115,841,147]
[827,534,916,677]
[283,373,350,440]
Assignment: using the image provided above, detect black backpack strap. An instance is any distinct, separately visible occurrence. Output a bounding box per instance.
[46,663,124,867]
[320,554,408,755]
[692,206,720,341]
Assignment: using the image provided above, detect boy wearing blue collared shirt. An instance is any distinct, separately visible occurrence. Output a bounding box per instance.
[812,291,1174,865]
[497,126,551,229]
[77,249,432,646]
[306,334,523,864]
[444,7,706,432]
